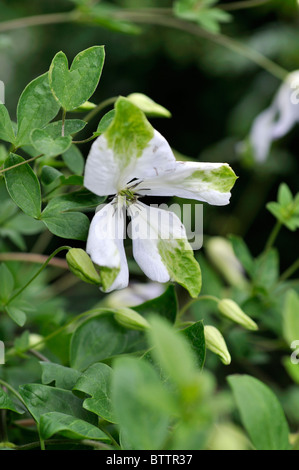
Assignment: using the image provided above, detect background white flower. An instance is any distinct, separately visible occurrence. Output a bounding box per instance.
[250,71,299,162]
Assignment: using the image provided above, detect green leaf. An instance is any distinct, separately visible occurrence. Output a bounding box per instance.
[41,210,90,241]
[19,384,96,424]
[253,249,279,290]
[229,235,255,277]
[181,321,206,369]
[39,411,109,441]
[5,306,26,327]
[4,153,42,218]
[147,316,199,392]
[43,189,105,212]
[62,145,84,175]
[49,46,105,111]
[70,312,146,371]
[0,263,14,303]
[86,4,141,35]
[133,284,178,324]
[158,239,202,298]
[0,388,23,414]
[282,290,299,345]
[16,73,60,147]
[30,129,72,157]
[40,362,81,390]
[228,374,290,450]
[112,357,170,450]
[93,110,115,137]
[0,105,16,144]
[73,362,115,423]
[43,119,87,139]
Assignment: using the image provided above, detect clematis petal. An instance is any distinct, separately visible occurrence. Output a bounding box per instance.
[84,135,122,196]
[135,161,237,206]
[127,202,202,297]
[249,106,277,162]
[271,72,299,139]
[86,198,129,292]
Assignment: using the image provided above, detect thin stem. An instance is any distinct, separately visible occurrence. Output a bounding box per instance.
[220,0,271,11]
[4,246,71,307]
[72,135,97,145]
[113,11,288,81]
[0,379,27,408]
[0,11,79,34]
[265,221,282,252]
[0,252,68,269]
[178,294,219,318]
[83,96,118,123]
[280,258,299,282]
[0,154,43,175]
[6,308,108,358]
[15,438,112,450]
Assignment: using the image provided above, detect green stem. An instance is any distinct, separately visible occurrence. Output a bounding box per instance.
[0,252,68,269]
[178,294,219,318]
[72,135,97,145]
[0,154,43,175]
[265,221,282,252]
[113,11,288,81]
[4,246,71,307]
[83,96,118,123]
[0,379,27,408]
[280,258,299,282]
[6,308,109,359]
[0,11,79,33]
[220,0,270,10]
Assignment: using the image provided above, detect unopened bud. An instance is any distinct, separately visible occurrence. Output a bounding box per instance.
[205,237,247,288]
[66,248,101,285]
[204,325,231,365]
[127,93,171,118]
[114,308,150,331]
[218,299,258,331]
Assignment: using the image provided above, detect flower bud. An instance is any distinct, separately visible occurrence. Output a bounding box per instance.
[71,101,96,112]
[66,248,101,285]
[127,93,171,118]
[114,308,150,331]
[217,299,258,331]
[205,237,247,288]
[204,325,231,365]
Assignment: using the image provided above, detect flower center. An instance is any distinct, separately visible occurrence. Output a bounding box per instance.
[119,188,137,204]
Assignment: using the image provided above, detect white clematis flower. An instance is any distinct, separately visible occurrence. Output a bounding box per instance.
[250,71,299,162]
[84,97,237,296]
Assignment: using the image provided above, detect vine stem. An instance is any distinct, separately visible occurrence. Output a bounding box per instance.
[0,252,69,269]
[0,379,27,408]
[0,154,43,175]
[113,11,288,81]
[279,258,299,282]
[4,246,71,307]
[178,294,219,319]
[83,96,118,123]
[264,220,282,252]
[0,11,78,33]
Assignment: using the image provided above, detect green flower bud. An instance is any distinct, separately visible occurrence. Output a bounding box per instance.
[217,299,258,331]
[66,248,101,285]
[127,93,171,118]
[114,308,150,331]
[204,325,231,365]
